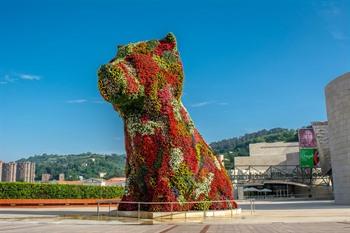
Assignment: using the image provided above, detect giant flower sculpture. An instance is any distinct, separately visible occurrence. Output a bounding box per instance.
[98,33,237,211]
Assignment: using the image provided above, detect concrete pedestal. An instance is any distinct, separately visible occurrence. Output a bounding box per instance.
[112,208,242,219]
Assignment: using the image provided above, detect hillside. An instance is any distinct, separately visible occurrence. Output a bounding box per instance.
[209,128,298,169]
[16,128,298,180]
[17,153,126,181]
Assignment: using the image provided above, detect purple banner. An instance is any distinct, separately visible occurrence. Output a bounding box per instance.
[298,128,317,148]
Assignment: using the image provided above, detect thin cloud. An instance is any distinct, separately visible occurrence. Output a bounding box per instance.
[91,100,106,104]
[320,1,340,16]
[191,101,214,108]
[4,75,16,83]
[0,73,41,84]
[191,101,229,108]
[18,73,41,81]
[316,1,348,41]
[67,99,88,104]
[0,75,14,85]
[66,99,107,104]
[217,102,229,106]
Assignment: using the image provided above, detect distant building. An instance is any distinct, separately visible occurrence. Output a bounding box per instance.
[233,141,332,200]
[57,178,106,186]
[312,121,331,175]
[106,177,126,187]
[2,162,17,182]
[83,178,106,186]
[0,161,3,181]
[41,173,51,182]
[55,177,126,186]
[234,142,299,167]
[16,162,35,182]
[59,173,65,181]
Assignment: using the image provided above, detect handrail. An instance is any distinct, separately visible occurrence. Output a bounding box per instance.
[96,199,237,205]
[231,165,331,186]
[95,199,241,219]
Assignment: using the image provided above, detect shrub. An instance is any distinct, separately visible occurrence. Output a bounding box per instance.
[0,182,124,199]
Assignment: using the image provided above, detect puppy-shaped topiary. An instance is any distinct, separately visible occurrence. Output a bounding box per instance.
[98,33,237,211]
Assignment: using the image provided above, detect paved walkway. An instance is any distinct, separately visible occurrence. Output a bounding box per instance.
[1,200,350,232]
[1,221,350,233]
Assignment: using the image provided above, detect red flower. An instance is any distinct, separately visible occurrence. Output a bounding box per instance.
[127,54,160,95]
[142,135,157,168]
[155,41,175,56]
[118,63,139,94]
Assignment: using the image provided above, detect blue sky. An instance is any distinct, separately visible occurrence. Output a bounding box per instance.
[0,0,349,161]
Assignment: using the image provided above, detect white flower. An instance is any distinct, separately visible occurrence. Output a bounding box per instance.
[126,117,163,137]
[214,157,222,170]
[171,99,182,121]
[194,172,214,199]
[169,148,184,170]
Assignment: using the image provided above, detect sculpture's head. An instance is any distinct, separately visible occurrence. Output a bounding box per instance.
[98,33,184,117]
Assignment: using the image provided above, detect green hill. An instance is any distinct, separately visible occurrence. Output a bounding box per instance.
[209,128,298,169]
[17,152,126,181]
[17,128,298,180]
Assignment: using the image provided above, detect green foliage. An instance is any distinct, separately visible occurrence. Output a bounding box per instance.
[171,164,195,199]
[0,182,124,199]
[192,197,211,210]
[16,153,126,181]
[147,40,159,51]
[117,45,132,58]
[165,32,177,43]
[112,94,145,115]
[210,128,298,169]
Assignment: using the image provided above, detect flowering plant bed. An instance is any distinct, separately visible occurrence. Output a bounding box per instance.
[98,33,237,211]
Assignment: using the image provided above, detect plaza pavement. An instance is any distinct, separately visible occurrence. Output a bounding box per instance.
[1,220,350,233]
[1,200,350,232]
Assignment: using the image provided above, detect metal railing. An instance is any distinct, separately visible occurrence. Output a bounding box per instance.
[230,165,331,186]
[242,192,333,200]
[249,199,256,215]
[96,199,243,219]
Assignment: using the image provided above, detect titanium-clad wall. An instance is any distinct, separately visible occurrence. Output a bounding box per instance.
[325,72,350,204]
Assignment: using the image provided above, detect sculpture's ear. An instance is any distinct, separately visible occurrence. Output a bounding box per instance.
[162,32,177,48]
[164,32,176,43]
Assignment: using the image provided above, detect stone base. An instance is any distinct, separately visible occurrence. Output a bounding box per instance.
[112,208,241,219]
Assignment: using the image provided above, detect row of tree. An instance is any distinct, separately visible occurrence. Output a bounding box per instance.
[17,152,126,181]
